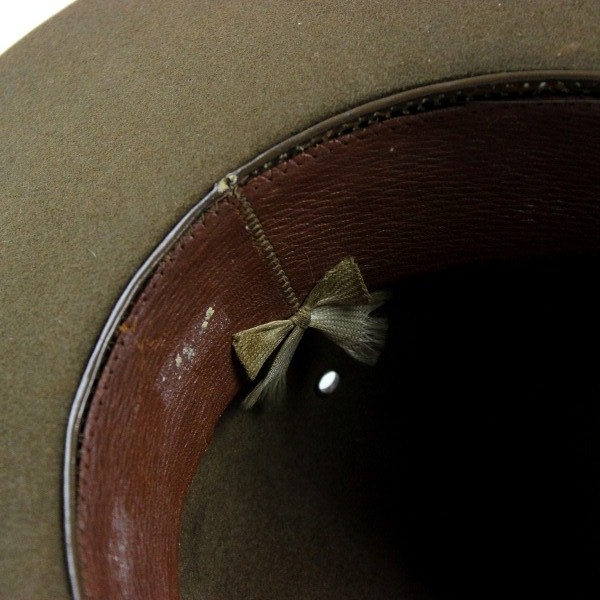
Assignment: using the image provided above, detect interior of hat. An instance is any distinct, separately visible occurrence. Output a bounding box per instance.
[180,256,599,600]
[71,83,600,600]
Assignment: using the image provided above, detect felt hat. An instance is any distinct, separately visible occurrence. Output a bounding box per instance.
[2,2,599,599]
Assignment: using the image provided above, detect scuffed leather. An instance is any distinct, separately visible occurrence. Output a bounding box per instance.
[77,198,293,599]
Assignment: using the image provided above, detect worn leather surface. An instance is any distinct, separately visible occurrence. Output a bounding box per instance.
[77,99,600,599]
[78,199,292,599]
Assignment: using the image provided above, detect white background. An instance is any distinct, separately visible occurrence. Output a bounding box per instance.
[0,0,76,55]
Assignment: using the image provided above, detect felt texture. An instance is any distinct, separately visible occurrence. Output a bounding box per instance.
[0,1,599,597]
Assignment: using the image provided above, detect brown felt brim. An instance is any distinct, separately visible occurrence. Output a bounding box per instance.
[1,1,600,598]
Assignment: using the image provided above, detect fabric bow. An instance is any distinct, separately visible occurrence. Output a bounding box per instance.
[233,257,388,408]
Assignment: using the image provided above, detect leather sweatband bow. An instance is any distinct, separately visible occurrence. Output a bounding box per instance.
[232,257,388,408]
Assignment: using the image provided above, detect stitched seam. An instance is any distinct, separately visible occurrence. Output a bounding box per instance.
[244,100,600,197]
[238,78,599,185]
[232,187,300,310]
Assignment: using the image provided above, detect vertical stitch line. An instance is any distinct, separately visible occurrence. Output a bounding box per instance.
[233,188,300,310]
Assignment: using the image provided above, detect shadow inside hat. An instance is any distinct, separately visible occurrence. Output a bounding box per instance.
[180,256,600,600]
